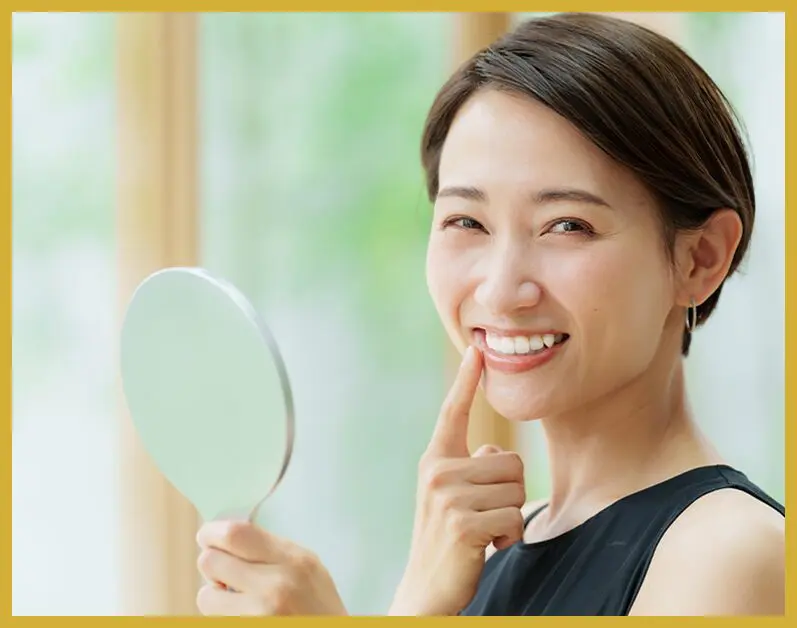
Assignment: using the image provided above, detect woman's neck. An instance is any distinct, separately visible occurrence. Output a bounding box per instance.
[538,342,723,526]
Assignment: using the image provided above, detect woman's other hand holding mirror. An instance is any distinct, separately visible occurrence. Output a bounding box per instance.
[196,520,348,616]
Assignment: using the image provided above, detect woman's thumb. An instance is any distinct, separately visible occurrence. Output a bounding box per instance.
[473,444,503,457]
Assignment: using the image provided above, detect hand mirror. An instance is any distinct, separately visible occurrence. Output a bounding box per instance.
[119,267,294,523]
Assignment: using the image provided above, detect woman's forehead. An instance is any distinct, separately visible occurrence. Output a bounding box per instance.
[437,90,648,208]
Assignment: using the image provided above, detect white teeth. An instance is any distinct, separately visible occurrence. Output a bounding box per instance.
[514,336,530,354]
[528,335,545,351]
[484,331,565,355]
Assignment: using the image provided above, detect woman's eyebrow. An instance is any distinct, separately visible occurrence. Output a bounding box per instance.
[436,185,611,208]
[436,185,486,202]
[534,188,612,208]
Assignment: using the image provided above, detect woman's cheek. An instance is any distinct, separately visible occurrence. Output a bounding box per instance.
[540,247,620,306]
[428,237,480,291]
[542,245,647,345]
[427,244,466,323]
[564,244,671,362]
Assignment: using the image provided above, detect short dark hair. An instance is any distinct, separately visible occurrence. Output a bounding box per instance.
[421,12,755,356]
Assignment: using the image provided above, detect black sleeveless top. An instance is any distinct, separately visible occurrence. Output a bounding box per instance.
[460,465,784,616]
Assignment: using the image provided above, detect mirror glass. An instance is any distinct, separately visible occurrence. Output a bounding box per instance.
[120,267,294,522]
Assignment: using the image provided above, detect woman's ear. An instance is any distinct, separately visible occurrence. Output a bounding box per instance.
[673,209,743,307]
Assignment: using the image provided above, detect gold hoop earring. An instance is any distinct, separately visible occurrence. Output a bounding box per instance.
[685,298,698,333]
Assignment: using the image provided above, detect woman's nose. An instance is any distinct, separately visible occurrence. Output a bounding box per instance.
[473,250,542,315]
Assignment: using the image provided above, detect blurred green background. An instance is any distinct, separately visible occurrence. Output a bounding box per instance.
[12,12,784,616]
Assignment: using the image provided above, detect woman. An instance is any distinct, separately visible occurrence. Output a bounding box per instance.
[194,13,785,616]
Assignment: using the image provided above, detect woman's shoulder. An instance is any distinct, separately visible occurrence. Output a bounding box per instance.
[629,486,784,615]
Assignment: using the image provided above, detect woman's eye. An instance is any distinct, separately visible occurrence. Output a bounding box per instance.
[445,217,486,232]
[547,219,592,235]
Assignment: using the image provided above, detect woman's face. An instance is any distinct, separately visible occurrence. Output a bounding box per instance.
[426,89,682,421]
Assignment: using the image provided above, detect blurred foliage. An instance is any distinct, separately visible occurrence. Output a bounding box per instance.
[685,13,743,105]
[13,13,114,246]
[12,13,115,376]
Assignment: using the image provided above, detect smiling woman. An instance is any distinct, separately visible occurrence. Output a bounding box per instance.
[193,12,784,618]
[418,13,783,615]
[425,79,738,421]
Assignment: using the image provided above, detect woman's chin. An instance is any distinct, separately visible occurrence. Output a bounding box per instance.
[482,380,563,422]
[483,394,549,423]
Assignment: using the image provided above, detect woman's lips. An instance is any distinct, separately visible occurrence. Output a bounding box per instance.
[472,328,569,374]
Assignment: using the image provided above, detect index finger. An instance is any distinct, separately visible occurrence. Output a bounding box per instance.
[426,346,484,458]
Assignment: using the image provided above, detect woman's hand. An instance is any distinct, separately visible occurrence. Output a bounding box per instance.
[196,520,347,616]
[389,346,526,616]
